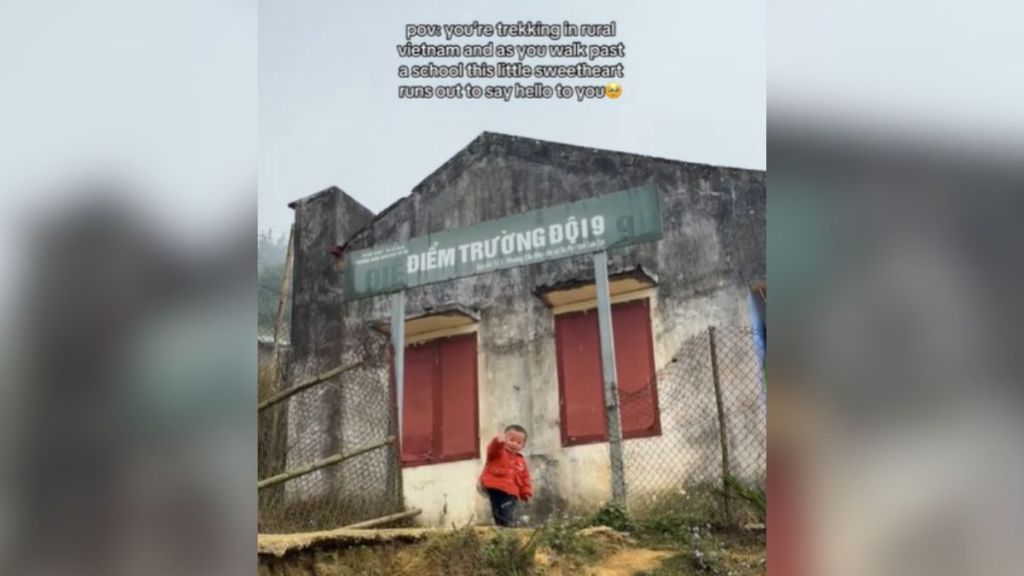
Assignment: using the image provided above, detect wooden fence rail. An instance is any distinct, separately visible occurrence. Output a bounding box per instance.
[257,436,396,490]
[257,361,363,412]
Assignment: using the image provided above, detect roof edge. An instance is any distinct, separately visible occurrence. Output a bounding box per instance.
[288,185,346,210]
[339,132,765,251]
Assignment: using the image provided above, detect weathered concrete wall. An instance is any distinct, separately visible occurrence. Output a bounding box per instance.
[285,187,375,500]
[301,133,765,526]
[289,186,375,373]
[402,460,480,526]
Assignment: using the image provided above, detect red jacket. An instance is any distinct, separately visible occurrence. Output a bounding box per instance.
[479,437,532,501]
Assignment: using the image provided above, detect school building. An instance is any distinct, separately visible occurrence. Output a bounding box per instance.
[284,132,766,527]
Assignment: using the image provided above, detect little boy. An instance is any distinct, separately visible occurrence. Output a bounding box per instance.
[478,424,532,527]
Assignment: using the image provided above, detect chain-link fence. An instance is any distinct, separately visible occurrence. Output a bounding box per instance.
[259,256,765,533]
[258,325,405,534]
[623,325,767,526]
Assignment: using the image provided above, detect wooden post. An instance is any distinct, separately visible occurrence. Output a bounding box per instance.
[709,326,733,524]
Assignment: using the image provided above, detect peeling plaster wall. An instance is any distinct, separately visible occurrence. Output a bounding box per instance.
[292,134,766,526]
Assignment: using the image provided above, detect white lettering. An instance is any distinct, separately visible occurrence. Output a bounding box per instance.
[438,247,455,268]
[470,241,484,262]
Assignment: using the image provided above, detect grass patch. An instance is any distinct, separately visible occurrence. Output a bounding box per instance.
[632,526,766,575]
[632,481,767,530]
[537,514,604,569]
[626,497,765,575]
[630,485,723,527]
[416,526,551,576]
[309,545,408,576]
[584,503,634,533]
[633,511,694,547]
[420,528,492,576]
[415,520,610,576]
[262,503,764,575]
[481,530,541,576]
[721,475,766,524]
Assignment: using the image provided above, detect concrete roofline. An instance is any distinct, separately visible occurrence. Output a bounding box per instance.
[288,185,363,210]
[336,131,766,252]
[411,131,765,196]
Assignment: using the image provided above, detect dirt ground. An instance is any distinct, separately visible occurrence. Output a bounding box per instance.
[258,524,766,576]
[588,548,675,575]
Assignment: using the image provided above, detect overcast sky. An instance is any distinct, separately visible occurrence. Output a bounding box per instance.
[0,0,255,236]
[259,0,766,238]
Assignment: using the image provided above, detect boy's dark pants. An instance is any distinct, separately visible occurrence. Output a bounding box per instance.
[486,488,518,527]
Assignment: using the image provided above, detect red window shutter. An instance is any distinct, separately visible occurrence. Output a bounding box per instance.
[395,332,480,467]
[555,309,608,446]
[438,333,479,461]
[401,342,437,464]
[612,299,660,438]
[555,298,661,447]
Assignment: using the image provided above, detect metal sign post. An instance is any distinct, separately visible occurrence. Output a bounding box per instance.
[390,291,406,442]
[594,251,627,507]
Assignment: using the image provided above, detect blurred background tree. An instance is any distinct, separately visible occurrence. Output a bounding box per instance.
[258,229,290,341]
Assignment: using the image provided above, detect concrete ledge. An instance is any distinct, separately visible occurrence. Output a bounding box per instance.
[258,526,532,558]
[258,528,437,558]
[373,303,480,338]
[535,265,659,309]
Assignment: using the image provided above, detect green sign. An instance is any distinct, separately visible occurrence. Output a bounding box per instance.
[343,186,662,300]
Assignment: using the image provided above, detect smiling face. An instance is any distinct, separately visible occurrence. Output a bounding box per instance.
[504,430,527,454]
[605,82,622,99]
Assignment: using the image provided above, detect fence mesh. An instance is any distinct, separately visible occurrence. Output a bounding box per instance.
[623,325,767,525]
[258,315,766,531]
[257,328,402,533]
